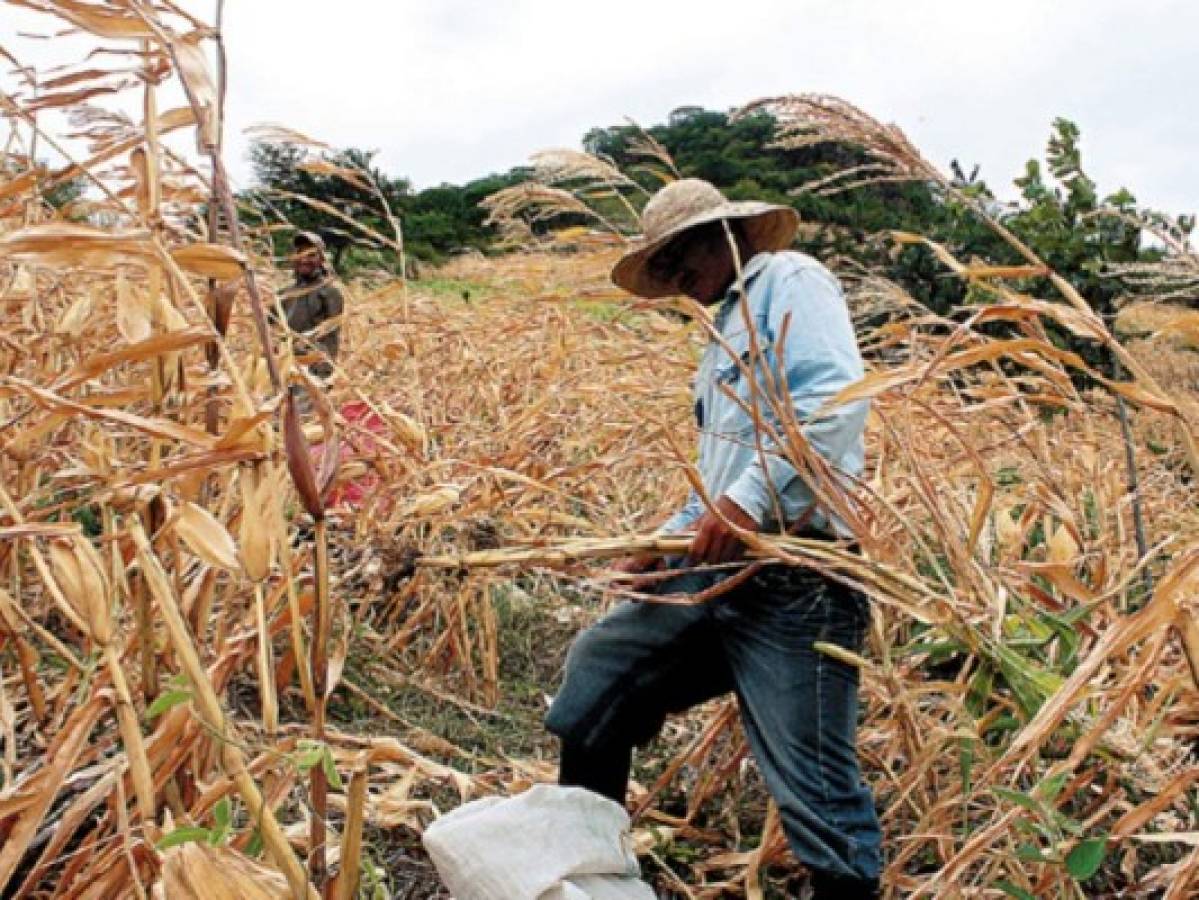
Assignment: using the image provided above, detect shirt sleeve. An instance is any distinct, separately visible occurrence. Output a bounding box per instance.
[322,283,345,320]
[318,285,345,360]
[723,265,868,527]
[658,489,704,535]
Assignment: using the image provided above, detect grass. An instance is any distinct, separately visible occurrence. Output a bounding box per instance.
[328,579,568,764]
[410,276,493,302]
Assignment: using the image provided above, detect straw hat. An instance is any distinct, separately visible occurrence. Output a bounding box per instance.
[611,178,799,298]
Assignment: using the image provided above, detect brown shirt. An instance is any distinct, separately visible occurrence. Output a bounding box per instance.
[283,277,344,374]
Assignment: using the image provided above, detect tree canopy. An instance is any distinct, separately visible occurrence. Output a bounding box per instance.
[240,105,1195,343]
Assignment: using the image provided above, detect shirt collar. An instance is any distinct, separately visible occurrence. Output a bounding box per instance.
[725,252,771,300]
[714,252,772,326]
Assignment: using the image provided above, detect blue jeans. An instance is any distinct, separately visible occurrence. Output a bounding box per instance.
[546,562,882,881]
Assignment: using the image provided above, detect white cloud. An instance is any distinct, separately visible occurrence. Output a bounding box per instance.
[3,0,1196,216]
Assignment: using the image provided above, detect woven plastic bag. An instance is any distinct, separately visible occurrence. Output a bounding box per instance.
[422,785,656,899]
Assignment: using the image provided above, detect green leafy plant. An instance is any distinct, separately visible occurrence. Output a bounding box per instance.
[155,797,235,850]
[294,739,344,790]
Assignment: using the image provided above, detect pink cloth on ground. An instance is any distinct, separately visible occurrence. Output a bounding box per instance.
[312,401,387,510]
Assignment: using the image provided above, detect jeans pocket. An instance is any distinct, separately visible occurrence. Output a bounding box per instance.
[841,586,871,647]
[743,583,832,641]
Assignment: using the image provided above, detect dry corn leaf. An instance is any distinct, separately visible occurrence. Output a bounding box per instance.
[38,66,122,90]
[175,502,240,573]
[8,0,156,39]
[215,408,274,452]
[1155,312,1199,348]
[821,338,1085,413]
[24,83,124,112]
[966,478,994,556]
[170,31,219,148]
[1046,523,1080,566]
[171,243,246,280]
[297,159,371,191]
[1022,563,1098,604]
[974,300,1100,340]
[0,523,80,539]
[115,274,153,344]
[994,506,1024,554]
[68,327,212,384]
[0,170,40,204]
[0,223,154,269]
[398,485,461,518]
[243,123,332,150]
[239,465,275,582]
[53,292,93,341]
[47,536,111,643]
[156,105,198,132]
[0,697,105,893]
[154,841,291,900]
[890,231,966,274]
[1104,378,1177,413]
[3,412,69,461]
[0,377,217,448]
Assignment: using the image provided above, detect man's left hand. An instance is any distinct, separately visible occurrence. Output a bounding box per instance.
[688,496,759,565]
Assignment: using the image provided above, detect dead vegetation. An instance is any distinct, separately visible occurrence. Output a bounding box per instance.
[1,5,1198,899]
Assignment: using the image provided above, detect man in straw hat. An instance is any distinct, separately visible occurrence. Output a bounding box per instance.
[282,230,344,378]
[546,180,881,898]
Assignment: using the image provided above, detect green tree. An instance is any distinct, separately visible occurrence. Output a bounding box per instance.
[244,142,409,272]
[403,171,525,262]
[915,119,1186,372]
[243,141,524,269]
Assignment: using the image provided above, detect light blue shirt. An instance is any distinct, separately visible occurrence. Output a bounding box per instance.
[660,251,868,537]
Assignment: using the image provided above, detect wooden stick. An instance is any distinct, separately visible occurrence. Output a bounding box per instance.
[335,758,369,900]
[308,517,332,890]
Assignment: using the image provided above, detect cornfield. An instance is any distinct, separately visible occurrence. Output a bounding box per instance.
[2,4,1199,899]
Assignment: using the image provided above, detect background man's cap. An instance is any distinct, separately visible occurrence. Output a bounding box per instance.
[611,178,800,298]
[293,230,327,253]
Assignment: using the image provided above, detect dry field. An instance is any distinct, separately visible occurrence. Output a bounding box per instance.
[2,4,1199,899]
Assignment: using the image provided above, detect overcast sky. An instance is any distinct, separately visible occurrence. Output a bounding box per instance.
[4,0,1198,218]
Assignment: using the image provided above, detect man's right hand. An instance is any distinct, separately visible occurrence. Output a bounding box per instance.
[611,553,664,593]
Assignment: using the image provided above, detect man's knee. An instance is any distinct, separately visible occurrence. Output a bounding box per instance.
[545,624,613,745]
[546,619,667,750]
[562,621,607,673]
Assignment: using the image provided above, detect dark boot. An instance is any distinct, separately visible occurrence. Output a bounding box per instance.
[810,869,881,899]
[557,738,632,805]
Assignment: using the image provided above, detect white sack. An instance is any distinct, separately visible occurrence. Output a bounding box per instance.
[422,784,657,900]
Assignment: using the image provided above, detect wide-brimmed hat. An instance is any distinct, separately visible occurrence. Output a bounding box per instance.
[611,178,799,298]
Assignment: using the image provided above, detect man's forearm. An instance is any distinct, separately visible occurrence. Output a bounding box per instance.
[318,329,340,360]
[725,397,868,527]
